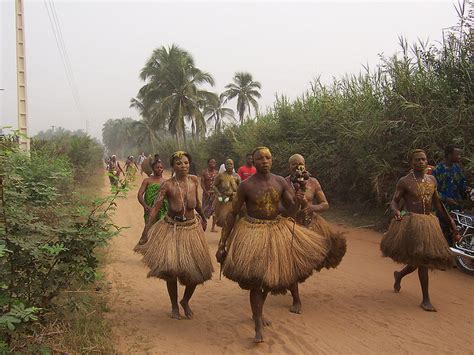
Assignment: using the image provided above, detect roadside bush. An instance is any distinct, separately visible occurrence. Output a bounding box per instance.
[0,134,124,352]
[32,128,104,182]
[196,9,473,205]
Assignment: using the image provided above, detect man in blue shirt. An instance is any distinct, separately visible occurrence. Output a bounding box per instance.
[432,145,469,245]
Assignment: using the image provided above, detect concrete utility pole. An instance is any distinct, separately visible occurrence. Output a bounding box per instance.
[16,0,30,152]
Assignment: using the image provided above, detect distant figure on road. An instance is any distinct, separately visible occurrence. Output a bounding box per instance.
[237,153,257,181]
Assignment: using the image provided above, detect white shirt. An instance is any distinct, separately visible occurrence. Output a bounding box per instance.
[219,163,235,174]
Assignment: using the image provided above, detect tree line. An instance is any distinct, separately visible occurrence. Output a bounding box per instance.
[102,2,472,208]
[102,45,261,154]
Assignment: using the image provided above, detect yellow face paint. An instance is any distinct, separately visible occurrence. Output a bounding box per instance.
[252,146,271,157]
[172,151,187,158]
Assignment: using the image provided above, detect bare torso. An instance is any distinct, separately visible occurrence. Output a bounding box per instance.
[161,175,199,220]
[285,176,324,204]
[398,173,437,214]
[201,169,218,191]
[241,173,289,220]
[215,172,240,197]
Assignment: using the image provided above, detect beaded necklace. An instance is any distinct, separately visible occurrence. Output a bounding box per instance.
[412,171,429,214]
[174,176,188,220]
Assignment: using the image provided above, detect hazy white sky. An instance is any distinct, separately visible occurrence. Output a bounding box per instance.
[0,1,460,140]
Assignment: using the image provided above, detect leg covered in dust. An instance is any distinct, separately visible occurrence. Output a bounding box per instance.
[418,266,437,312]
[288,283,302,314]
[250,288,269,343]
[180,284,197,319]
[393,265,417,293]
[166,280,181,319]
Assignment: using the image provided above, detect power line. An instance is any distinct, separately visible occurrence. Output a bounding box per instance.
[43,1,79,108]
[49,0,82,109]
[43,0,87,123]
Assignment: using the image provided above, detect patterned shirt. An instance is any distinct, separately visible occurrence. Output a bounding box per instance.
[432,163,467,207]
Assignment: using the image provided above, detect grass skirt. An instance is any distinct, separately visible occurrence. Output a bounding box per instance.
[134,216,214,285]
[307,214,347,270]
[215,200,233,227]
[222,216,329,293]
[380,213,453,270]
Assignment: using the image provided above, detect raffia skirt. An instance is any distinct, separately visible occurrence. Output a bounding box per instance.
[222,216,329,293]
[306,214,347,270]
[215,200,233,227]
[380,213,453,270]
[134,216,214,285]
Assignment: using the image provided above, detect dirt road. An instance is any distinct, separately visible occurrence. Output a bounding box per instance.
[104,175,473,354]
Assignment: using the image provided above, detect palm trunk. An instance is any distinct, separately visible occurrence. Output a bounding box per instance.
[149,134,156,154]
[175,132,182,149]
[191,120,196,140]
[183,130,188,150]
[215,112,220,132]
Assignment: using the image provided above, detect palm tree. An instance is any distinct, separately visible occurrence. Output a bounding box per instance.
[203,94,235,133]
[130,98,160,152]
[131,117,158,153]
[136,44,215,148]
[222,72,262,125]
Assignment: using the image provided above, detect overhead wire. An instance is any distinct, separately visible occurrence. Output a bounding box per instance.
[44,0,88,129]
[49,0,83,111]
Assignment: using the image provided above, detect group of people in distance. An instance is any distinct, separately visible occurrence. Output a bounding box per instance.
[200,156,254,232]
[105,154,141,187]
[131,146,466,343]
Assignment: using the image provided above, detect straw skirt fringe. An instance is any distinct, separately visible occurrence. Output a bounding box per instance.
[223,216,329,293]
[380,213,452,270]
[307,214,347,270]
[134,216,214,285]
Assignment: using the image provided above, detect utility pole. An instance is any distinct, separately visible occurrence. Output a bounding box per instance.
[16,0,30,152]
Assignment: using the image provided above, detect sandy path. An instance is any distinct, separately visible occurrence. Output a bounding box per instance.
[104,174,474,354]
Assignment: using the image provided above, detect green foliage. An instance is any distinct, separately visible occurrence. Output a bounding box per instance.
[0,131,125,351]
[222,72,262,124]
[31,128,104,182]
[104,46,246,155]
[136,44,216,148]
[197,8,473,205]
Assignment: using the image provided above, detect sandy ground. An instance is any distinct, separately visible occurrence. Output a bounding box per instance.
[104,173,474,354]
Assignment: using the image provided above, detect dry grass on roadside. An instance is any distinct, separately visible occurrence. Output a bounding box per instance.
[37,275,114,353]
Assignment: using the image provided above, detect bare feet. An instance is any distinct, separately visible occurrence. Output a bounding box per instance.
[393,271,401,293]
[254,318,264,343]
[171,307,181,320]
[290,301,302,314]
[420,300,437,312]
[180,299,194,319]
